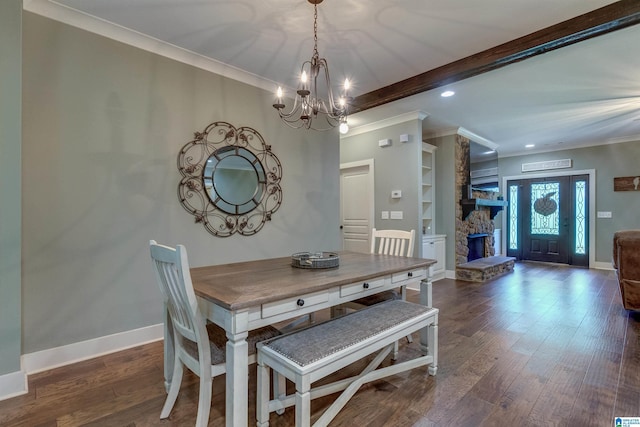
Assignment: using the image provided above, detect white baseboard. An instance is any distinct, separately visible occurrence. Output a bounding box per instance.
[594,261,614,270]
[0,370,28,401]
[22,323,163,375]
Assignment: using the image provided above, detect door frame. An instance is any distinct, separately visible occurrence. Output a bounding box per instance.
[501,169,596,268]
[340,159,375,251]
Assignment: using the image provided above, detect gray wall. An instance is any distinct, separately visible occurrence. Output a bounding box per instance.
[498,140,640,263]
[340,119,423,256]
[0,0,22,377]
[21,13,340,354]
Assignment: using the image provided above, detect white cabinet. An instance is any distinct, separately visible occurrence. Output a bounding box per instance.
[494,229,502,255]
[421,143,436,235]
[422,234,446,281]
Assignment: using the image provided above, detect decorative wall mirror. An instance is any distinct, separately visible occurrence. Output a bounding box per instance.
[178,121,282,237]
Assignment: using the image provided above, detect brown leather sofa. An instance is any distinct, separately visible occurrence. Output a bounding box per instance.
[613,230,640,311]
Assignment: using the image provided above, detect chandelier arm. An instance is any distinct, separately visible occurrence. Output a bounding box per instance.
[318,58,336,111]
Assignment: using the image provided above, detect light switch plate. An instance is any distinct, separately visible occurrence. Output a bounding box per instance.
[381,211,389,219]
[597,211,612,218]
[390,211,403,220]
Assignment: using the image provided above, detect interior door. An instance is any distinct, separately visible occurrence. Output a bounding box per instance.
[522,176,570,263]
[340,160,374,253]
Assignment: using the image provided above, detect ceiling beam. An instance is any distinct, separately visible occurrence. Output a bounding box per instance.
[351,0,640,113]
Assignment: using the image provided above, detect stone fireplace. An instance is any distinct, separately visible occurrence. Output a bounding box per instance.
[454,136,497,264]
[454,136,514,282]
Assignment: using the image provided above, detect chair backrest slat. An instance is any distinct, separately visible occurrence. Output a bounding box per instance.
[150,241,204,345]
[371,228,415,257]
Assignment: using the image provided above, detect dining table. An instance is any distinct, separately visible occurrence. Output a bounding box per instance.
[162,250,436,427]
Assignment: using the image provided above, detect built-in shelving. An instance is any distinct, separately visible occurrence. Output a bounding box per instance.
[421,143,436,235]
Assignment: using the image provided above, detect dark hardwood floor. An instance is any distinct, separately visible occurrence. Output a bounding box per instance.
[1,262,639,426]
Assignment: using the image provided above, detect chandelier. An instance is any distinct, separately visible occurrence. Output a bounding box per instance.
[273,0,351,133]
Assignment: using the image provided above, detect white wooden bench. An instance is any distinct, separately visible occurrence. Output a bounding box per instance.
[256,299,438,427]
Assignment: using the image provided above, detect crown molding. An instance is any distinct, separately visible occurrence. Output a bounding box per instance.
[23,0,278,93]
[344,111,428,138]
[456,127,498,150]
[422,127,498,151]
[498,133,640,159]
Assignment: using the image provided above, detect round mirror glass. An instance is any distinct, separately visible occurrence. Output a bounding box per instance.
[203,147,265,215]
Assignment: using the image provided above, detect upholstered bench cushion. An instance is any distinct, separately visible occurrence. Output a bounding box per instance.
[260,300,429,367]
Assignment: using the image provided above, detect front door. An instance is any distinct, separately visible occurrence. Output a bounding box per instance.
[523,176,570,263]
[506,174,589,266]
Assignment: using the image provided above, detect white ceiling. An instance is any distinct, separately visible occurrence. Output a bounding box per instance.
[27,0,640,157]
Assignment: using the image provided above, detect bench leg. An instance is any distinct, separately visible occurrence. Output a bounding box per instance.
[257,361,270,426]
[420,318,438,376]
[295,390,311,427]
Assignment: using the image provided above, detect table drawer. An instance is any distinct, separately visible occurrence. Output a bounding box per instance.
[262,291,329,319]
[340,277,387,298]
[391,268,426,284]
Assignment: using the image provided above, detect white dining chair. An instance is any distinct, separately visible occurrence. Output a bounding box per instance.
[149,240,280,426]
[339,229,416,348]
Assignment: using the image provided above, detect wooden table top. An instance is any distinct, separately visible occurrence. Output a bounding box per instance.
[190,251,435,310]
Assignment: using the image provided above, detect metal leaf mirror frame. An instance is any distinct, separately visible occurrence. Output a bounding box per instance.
[177,121,282,237]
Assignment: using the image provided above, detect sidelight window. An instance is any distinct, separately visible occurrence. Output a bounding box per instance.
[574,180,586,254]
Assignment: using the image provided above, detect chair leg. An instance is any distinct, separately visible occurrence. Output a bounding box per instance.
[406,332,414,343]
[274,372,286,416]
[195,370,212,427]
[160,356,183,419]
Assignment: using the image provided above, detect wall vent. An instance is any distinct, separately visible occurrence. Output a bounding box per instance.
[521,159,572,172]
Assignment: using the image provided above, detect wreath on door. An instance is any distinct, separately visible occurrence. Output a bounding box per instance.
[533,192,557,216]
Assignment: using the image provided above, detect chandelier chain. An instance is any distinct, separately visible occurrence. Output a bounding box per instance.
[313,4,319,58]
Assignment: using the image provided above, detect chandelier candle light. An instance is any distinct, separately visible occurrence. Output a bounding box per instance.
[273,0,351,133]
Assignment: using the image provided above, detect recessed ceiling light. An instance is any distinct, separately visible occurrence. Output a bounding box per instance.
[525,144,535,148]
[441,90,455,97]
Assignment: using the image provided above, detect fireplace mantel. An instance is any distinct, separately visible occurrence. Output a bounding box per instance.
[461,198,508,220]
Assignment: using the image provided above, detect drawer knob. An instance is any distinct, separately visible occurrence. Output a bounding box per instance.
[363,282,370,289]
[408,272,413,277]
[297,299,305,307]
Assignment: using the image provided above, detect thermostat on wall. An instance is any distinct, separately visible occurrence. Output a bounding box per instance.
[378,138,392,147]
[391,190,402,198]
